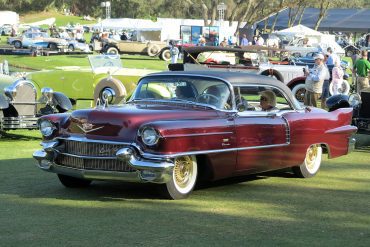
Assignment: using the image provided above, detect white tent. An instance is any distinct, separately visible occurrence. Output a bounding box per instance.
[0,11,19,26]
[274,24,323,37]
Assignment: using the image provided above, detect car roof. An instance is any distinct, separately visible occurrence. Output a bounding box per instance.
[144,70,293,98]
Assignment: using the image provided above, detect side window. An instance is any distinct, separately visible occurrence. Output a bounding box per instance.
[234,85,292,112]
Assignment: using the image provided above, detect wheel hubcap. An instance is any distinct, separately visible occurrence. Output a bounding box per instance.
[174,156,193,189]
[306,145,319,172]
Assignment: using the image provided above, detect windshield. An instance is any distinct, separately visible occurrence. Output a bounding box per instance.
[88,55,123,73]
[131,75,232,110]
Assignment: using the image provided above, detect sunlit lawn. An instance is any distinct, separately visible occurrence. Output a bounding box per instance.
[0,130,369,246]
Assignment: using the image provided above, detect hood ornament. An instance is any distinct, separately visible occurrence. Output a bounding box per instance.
[77,123,104,133]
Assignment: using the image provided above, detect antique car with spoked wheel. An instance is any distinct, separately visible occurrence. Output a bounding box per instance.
[33,71,357,199]
[0,78,72,132]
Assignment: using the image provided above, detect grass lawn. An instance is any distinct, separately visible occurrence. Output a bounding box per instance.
[0,130,369,246]
[0,54,170,71]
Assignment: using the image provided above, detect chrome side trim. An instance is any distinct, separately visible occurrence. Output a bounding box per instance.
[163,131,234,138]
[134,142,290,160]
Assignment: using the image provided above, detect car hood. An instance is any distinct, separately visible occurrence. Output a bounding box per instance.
[64,103,220,142]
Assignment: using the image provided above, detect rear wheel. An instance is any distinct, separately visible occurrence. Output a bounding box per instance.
[292,144,322,178]
[106,46,119,55]
[58,174,92,188]
[291,83,306,102]
[162,155,198,200]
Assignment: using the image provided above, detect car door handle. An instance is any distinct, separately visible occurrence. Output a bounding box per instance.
[222,143,231,146]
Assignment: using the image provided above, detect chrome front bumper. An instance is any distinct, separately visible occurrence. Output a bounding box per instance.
[1,116,38,130]
[33,141,174,184]
[348,137,356,153]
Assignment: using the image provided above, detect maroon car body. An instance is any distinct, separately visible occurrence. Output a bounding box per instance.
[33,71,357,199]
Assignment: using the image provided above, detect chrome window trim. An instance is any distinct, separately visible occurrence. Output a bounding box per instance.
[130,73,237,112]
[232,83,299,112]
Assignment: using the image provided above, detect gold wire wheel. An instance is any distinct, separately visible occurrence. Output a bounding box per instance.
[305,145,320,173]
[173,156,194,189]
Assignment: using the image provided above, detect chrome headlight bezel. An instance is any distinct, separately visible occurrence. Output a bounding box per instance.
[41,87,54,103]
[140,127,160,146]
[39,119,56,137]
[4,86,17,100]
[348,93,361,107]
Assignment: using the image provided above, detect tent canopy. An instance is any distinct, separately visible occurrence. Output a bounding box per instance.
[274,24,323,36]
[256,8,370,33]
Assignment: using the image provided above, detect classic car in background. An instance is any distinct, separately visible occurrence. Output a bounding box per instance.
[0,75,72,131]
[66,39,90,52]
[0,24,12,36]
[170,46,350,102]
[94,29,171,61]
[33,71,357,199]
[7,31,68,50]
[24,55,160,107]
[326,90,370,135]
[170,46,309,100]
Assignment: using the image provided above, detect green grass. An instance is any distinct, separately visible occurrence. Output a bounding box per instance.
[20,10,96,27]
[0,54,169,71]
[0,130,370,246]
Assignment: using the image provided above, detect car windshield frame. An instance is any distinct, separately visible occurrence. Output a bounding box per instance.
[130,75,235,111]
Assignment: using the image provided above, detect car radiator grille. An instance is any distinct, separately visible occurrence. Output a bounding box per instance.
[55,139,135,172]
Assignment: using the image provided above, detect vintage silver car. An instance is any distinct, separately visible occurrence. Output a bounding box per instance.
[0,75,72,131]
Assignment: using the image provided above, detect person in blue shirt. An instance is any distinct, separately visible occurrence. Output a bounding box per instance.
[240,34,249,46]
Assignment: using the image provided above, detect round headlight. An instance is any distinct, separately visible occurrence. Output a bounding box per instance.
[4,86,16,100]
[41,87,54,101]
[348,93,361,107]
[141,127,159,146]
[39,120,56,137]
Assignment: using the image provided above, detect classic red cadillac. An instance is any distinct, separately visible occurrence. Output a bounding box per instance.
[33,71,357,199]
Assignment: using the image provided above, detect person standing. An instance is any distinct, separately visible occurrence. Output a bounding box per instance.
[332,60,344,95]
[326,47,340,66]
[220,37,227,47]
[240,34,249,46]
[169,41,179,64]
[304,53,327,107]
[353,50,370,93]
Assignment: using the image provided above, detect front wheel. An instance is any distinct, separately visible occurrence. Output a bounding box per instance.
[163,155,198,200]
[160,49,171,61]
[292,144,322,178]
[58,174,92,188]
[13,40,22,48]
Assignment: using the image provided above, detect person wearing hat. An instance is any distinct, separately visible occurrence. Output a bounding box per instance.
[304,53,329,107]
[259,90,278,111]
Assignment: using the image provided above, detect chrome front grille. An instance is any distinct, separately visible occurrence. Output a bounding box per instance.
[63,139,126,157]
[55,139,136,172]
[55,154,135,172]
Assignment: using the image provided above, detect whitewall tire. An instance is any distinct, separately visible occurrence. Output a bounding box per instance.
[293,144,322,178]
[164,155,198,199]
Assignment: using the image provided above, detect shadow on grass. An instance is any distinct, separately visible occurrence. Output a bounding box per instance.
[0,131,41,141]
